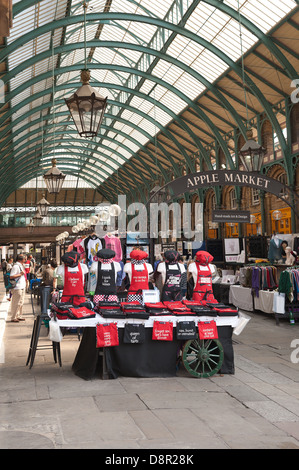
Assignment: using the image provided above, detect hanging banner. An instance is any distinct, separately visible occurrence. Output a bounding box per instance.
[168,170,283,197]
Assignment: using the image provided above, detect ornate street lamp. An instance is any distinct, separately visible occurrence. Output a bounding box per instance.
[36,193,50,217]
[43,158,66,194]
[65,3,107,137]
[27,219,35,233]
[32,212,43,227]
[239,129,266,172]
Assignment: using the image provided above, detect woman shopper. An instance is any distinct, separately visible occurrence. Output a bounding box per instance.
[9,254,26,322]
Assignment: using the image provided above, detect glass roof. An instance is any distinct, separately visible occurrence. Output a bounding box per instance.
[1,0,297,198]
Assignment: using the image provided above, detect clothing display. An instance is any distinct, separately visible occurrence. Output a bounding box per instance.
[81,234,102,267]
[157,250,185,302]
[268,236,284,264]
[103,234,123,262]
[124,249,153,302]
[188,251,218,304]
[239,265,278,297]
[90,248,121,304]
[278,268,299,303]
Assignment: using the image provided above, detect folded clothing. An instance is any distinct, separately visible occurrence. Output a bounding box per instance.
[100,309,127,319]
[126,312,150,319]
[145,302,166,311]
[51,302,96,320]
[67,306,96,319]
[214,307,238,316]
[121,302,145,311]
[147,308,173,316]
[96,301,121,310]
[163,301,190,312]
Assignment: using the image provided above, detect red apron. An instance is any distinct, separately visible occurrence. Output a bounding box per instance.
[61,263,86,306]
[128,263,149,299]
[192,263,216,304]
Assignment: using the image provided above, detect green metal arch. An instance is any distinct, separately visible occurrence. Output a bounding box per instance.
[1,10,293,189]
[0,83,207,178]
[0,112,170,185]
[0,135,152,202]
[1,41,244,168]
[1,13,288,164]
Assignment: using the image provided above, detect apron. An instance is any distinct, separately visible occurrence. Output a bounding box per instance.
[94,262,118,304]
[61,263,86,306]
[161,263,183,302]
[192,263,216,304]
[128,263,149,302]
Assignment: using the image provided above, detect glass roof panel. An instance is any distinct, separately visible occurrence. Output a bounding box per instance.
[3,0,297,193]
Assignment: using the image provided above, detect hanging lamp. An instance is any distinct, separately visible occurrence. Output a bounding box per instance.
[43,43,66,193]
[36,193,50,217]
[239,128,266,173]
[44,158,66,194]
[65,2,107,137]
[236,2,265,174]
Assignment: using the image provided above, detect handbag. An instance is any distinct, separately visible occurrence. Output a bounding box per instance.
[152,320,173,341]
[96,322,119,347]
[273,292,285,314]
[176,321,197,340]
[123,323,145,344]
[198,320,218,340]
[4,272,19,289]
[49,319,63,342]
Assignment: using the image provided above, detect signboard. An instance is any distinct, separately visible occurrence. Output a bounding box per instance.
[168,170,284,197]
[212,210,250,223]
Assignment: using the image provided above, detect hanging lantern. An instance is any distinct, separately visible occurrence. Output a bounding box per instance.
[27,219,35,233]
[65,69,107,138]
[250,214,257,224]
[37,193,50,217]
[272,210,282,221]
[239,129,266,172]
[43,158,66,194]
[32,212,43,226]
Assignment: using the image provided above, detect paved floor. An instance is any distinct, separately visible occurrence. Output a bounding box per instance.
[1,277,299,450]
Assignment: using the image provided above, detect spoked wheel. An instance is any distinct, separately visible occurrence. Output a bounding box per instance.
[182,338,224,378]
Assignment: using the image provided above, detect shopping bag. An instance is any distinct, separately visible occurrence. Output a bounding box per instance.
[96,322,119,347]
[198,321,218,340]
[49,319,63,342]
[273,292,285,314]
[152,321,173,341]
[176,321,197,340]
[123,323,145,344]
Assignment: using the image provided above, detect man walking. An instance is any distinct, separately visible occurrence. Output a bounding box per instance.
[9,254,26,322]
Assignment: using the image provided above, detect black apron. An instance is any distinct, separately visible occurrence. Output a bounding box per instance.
[95,262,116,296]
[161,263,183,302]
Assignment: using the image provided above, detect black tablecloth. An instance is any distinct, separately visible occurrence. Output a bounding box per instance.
[72,326,234,380]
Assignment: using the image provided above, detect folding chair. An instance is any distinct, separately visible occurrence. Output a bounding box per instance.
[26,286,62,369]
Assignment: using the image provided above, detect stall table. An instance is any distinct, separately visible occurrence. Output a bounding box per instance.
[56,314,240,380]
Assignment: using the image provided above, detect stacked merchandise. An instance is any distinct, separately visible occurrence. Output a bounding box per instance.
[51,300,96,320]
[120,301,149,319]
[96,300,125,319]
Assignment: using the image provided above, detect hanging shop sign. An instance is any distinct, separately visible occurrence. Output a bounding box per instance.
[169,170,282,197]
[212,210,250,223]
[147,170,299,219]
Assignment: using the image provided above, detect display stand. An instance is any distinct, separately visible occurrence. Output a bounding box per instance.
[71,323,235,380]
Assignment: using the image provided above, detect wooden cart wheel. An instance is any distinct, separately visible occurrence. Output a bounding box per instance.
[182,338,224,378]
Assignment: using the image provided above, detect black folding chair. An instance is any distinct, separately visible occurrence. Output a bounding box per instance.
[26,286,62,369]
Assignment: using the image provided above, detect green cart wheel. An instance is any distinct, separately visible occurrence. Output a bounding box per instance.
[182,338,224,378]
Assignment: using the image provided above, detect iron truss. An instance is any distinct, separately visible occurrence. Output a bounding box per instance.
[0,0,299,207]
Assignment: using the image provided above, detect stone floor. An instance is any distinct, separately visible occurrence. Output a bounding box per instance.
[1,277,299,450]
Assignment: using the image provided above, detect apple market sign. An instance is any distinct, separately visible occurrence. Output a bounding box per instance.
[148,170,299,219]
